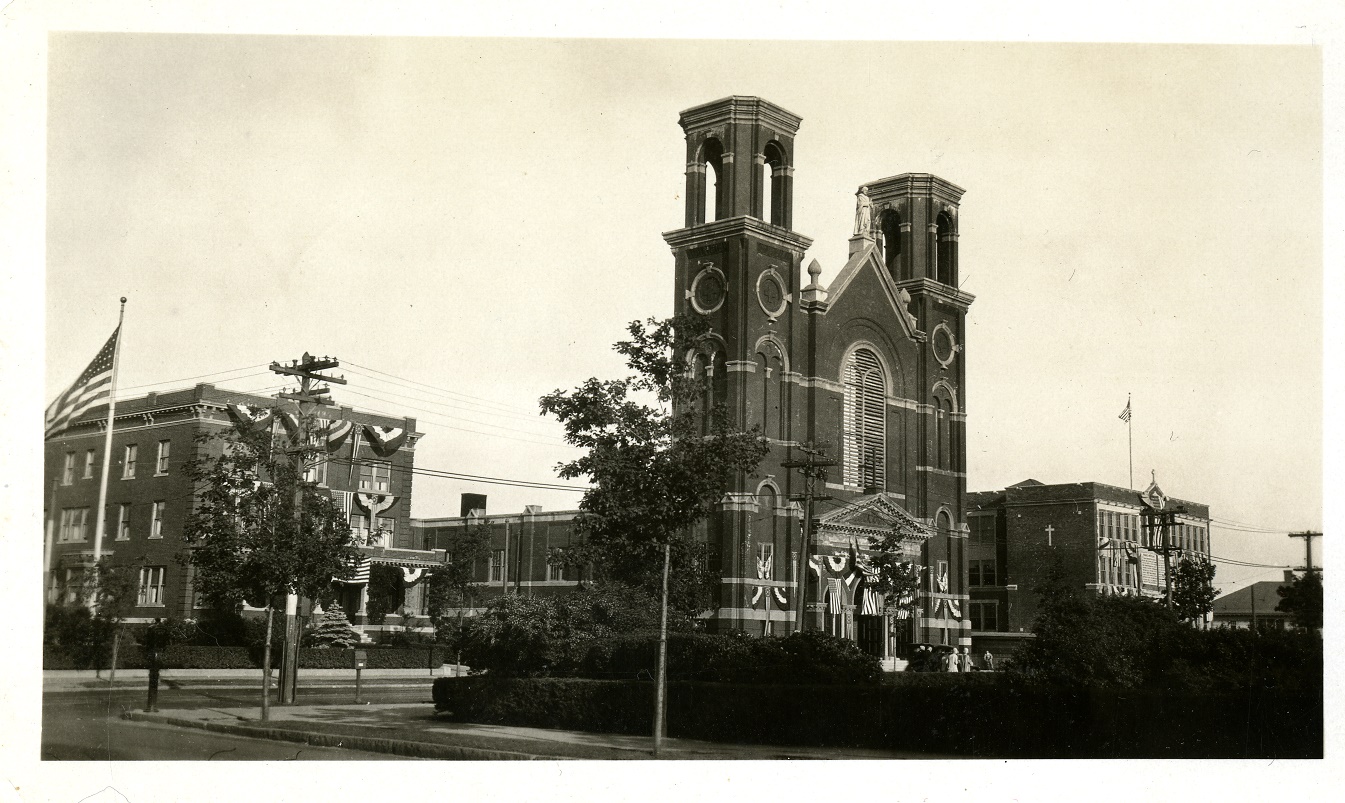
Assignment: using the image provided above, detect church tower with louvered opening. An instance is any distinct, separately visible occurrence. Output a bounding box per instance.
[664,96,974,662]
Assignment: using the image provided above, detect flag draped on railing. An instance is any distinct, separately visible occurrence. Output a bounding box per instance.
[44,327,119,438]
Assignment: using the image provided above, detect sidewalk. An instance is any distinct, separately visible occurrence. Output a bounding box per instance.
[124,703,957,760]
[44,666,459,691]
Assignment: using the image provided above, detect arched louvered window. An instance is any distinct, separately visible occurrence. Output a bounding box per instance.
[842,348,886,491]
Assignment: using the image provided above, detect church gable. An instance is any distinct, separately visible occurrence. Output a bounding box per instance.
[815,492,933,543]
[822,243,920,340]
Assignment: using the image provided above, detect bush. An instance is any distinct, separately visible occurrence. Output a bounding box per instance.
[432,676,1322,758]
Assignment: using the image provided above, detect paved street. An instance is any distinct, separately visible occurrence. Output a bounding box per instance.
[43,679,432,761]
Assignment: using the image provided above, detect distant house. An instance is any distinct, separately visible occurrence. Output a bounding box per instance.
[1211,572,1296,630]
[43,382,428,631]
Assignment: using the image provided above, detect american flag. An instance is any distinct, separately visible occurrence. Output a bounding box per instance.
[1118,399,1132,423]
[45,327,120,438]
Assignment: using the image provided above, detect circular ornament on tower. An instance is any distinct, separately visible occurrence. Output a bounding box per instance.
[932,322,960,368]
[688,264,726,314]
[756,267,789,322]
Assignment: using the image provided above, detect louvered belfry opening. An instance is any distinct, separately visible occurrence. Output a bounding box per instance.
[842,348,886,491]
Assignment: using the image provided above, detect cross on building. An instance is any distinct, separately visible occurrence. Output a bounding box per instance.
[1045,524,1055,546]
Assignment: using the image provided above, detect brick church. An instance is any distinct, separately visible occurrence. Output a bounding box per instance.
[665,96,974,656]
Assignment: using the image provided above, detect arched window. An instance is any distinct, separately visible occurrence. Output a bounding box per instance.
[936,509,953,536]
[933,386,957,471]
[756,341,784,440]
[879,209,902,278]
[935,211,954,285]
[760,141,787,226]
[699,138,724,225]
[842,347,886,492]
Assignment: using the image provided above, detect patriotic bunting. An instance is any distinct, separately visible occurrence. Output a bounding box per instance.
[363,424,408,457]
[226,403,274,435]
[276,410,301,440]
[401,567,424,584]
[45,327,119,438]
[335,555,371,584]
[320,419,354,452]
[356,492,397,517]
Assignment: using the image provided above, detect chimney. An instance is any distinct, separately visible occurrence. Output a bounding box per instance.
[461,493,487,518]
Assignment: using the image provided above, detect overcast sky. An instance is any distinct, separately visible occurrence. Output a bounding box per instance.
[41,35,1321,590]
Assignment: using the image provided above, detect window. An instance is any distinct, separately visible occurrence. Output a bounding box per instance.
[137,566,166,606]
[62,453,76,485]
[84,450,96,479]
[969,601,999,632]
[933,388,957,471]
[304,455,328,486]
[150,501,165,538]
[116,504,131,540]
[156,440,171,474]
[358,461,391,493]
[842,347,886,490]
[58,507,90,543]
[122,444,138,479]
[488,549,505,583]
[757,542,775,576]
[969,559,998,587]
[547,561,567,582]
[351,514,371,544]
[375,516,395,547]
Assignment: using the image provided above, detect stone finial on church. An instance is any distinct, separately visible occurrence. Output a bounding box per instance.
[801,258,828,304]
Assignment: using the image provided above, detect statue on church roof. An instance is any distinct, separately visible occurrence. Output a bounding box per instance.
[853,186,873,237]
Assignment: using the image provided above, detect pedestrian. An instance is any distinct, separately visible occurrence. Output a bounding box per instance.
[944,648,958,673]
[983,650,995,671]
[958,646,971,673]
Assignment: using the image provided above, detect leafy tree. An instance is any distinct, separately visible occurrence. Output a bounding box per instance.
[540,314,768,753]
[424,521,493,650]
[1277,570,1323,630]
[84,557,142,680]
[1009,560,1187,688]
[866,538,923,623]
[180,425,360,718]
[365,564,404,625]
[460,583,680,677]
[1170,554,1218,625]
[539,315,769,616]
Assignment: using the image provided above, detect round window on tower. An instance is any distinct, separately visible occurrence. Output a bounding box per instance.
[688,264,726,314]
[756,267,789,322]
[932,323,959,368]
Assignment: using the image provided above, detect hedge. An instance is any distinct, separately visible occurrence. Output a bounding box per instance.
[431,676,1323,759]
[44,644,448,671]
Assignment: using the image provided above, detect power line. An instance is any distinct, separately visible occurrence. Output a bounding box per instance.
[325,456,588,493]
[337,384,568,443]
[342,360,541,417]
[342,365,552,425]
[112,364,271,394]
[332,387,573,449]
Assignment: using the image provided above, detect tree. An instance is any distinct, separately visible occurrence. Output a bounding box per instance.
[180,425,361,719]
[83,557,142,681]
[424,521,493,653]
[539,314,769,754]
[866,536,924,633]
[1277,570,1323,630]
[304,606,362,649]
[1170,554,1218,625]
[539,315,769,614]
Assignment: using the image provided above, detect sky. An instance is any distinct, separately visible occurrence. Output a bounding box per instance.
[4,3,1342,801]
[39,36,1322,593]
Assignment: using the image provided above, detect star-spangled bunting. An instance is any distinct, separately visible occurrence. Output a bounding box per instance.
[45,327,119,438]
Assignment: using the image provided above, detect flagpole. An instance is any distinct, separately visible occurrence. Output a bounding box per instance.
[91,298,127,571]
[43,476,59,606]
[1127,392,1133,490]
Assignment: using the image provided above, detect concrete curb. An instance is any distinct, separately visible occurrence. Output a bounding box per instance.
[122,711,573,761]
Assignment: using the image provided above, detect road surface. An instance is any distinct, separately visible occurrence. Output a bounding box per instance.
[43,679,432,761]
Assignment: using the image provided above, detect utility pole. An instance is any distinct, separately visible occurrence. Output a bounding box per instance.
[1289,531,1322,575]
[270,352,346,706]
[1141,505,1185,609]
[783,442,836,634]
